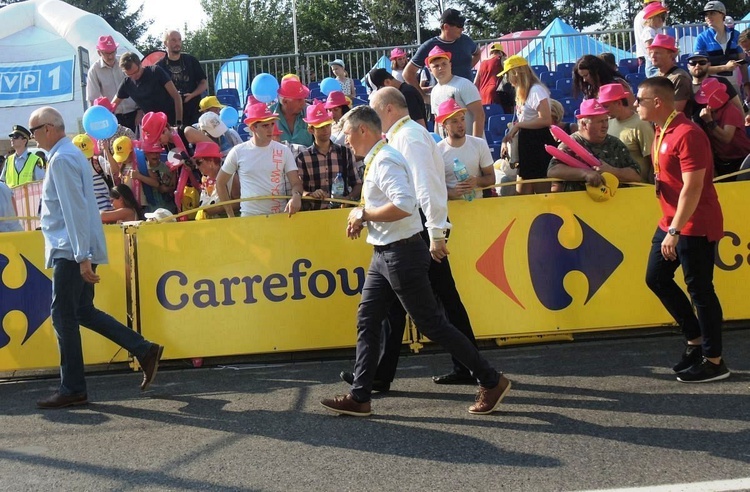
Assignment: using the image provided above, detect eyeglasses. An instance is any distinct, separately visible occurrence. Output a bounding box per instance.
[688,60,708,66]
[29,123,50,134]
[10,135,26,140]
[634,96,655,104]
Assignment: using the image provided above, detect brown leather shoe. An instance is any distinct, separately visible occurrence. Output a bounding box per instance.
[320,394,372,417]
[36,392,88,409]
[468,375,511,415]
[138,343,164,391]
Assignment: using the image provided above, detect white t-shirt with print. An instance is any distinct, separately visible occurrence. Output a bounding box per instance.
[221,140,297,217]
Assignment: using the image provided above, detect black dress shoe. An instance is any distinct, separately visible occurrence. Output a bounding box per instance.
[432,371,477,385]
[138,343,164,391]
[37,392,88,409]
[339,371,390,393]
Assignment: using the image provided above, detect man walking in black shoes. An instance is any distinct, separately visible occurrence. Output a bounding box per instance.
[636,78,730,383]
[29,107,164,409]
[339,87,479,391]
[320,106,510,417]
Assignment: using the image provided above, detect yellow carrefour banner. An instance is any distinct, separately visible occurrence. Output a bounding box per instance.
[448,182,750,336]
[135,209,373,359]
[0,226,130,371]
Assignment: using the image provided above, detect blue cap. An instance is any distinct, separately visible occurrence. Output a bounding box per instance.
[688,50,709,61]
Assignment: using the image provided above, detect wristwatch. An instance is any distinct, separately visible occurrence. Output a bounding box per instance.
[354,208,365,221]
[668,227,681,236]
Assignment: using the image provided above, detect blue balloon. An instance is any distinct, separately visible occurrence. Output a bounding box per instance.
[320,77,342,96]
[82,105,117,140]
[251,73,279,103]
[220,106,239,128]
[431,132,442,143]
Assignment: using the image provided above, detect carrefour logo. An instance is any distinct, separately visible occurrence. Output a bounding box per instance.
[476,213,624,311]
[156,258,365,310]
[0,254,51,349]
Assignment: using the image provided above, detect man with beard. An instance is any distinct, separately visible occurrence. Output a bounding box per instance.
[156,30,208,126]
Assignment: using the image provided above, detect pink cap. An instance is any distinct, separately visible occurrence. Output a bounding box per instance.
[643,2,668,18]
[390,48,407,60]
[93,96,116,113]
[426,46,452,65]
[96,35,118,52]
[244,103,279,126]
[193,141,222,160]
[576,99,609,119]
[277,78,310,99]
[435,98,467,124]
[141,112,168,145]
[324,91,351,109]
[597,83,629,104]
[648,33,677,52]
[303,102,333,127]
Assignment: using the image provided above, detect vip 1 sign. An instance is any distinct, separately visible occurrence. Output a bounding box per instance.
[0,57,75,107]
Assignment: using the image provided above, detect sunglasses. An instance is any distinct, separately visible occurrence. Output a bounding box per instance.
[10,135,26,140]
[29,123,50,134]
[634,96,655,104]
[688,60,708,66]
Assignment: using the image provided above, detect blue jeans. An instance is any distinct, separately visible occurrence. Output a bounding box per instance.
[351,239,499,402]
[645,228,723,357]
[51,258,152,395]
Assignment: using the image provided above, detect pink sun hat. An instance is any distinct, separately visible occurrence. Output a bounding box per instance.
[643,2,668,19]
[141,112,168,145]
[277,78,310,99]
[425,46,452,65]
[93,96,116,113]
[324,91,351,109]
[648,33,678,52]
[303,102,333,127]
[244,103,279,126]
[435,99,467,124]
[390,48,407,60]
[597,83,630,104]
[96,35,118,52]
[576,99,609,119]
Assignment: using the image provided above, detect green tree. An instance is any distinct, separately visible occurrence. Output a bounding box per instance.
[666,0,747,24]
[360,0,420,45]
[295,0,370,51]
[460,0,557,37]
[63,0,152,43]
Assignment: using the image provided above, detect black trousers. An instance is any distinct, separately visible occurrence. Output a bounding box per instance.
[351,239,498,402]
[374,213,478,383]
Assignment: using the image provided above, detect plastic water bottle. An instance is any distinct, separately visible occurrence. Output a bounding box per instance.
[453,158,474,202]
[330,172,345,208]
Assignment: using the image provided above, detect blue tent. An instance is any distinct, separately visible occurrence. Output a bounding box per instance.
[518,18,634,67]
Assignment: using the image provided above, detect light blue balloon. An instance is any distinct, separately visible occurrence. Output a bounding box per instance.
[251,73,279,103]
[320,77,342,96]
[82,105,117,140]
[431,132,442,143]
[220,106,239,128]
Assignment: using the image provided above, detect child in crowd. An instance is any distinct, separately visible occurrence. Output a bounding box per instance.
[329,59,354,98]
[641,2,669,77]
[101,184,145,223]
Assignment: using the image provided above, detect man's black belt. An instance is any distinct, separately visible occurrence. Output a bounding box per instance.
[374,233,423,252]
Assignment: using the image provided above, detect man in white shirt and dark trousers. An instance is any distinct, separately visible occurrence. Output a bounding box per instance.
[339,87,481,389]
[320,105,510,417]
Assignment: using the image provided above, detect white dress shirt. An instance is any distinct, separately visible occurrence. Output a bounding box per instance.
[386,116,452,240]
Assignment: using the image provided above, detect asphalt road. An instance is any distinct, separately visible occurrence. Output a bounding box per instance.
[0,329,748,491]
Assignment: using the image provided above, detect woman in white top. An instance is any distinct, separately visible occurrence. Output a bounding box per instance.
[499,55,555,195]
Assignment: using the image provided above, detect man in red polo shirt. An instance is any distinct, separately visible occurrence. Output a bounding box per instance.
[636,77,728,383]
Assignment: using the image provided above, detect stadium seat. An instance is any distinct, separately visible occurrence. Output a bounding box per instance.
[560,96,580,117]
[237,124,251,142]
[556,78,573,97]
[556,62,576,77]
[216,88,241,109]
[531,64,549,74]
[310,89,325,100]
[540,71,561,87]
[618,58,640,74]
[486,113,515,145]
[483,104,504,125]
[308,82,320,91]
[355,86,369,97]
[549,88,564,101]
[351,97,368,107]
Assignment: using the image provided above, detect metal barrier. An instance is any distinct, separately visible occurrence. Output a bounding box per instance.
[199,21,750,93]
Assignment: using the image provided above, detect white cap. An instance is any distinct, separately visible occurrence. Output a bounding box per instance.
[144,208,176,222]
[198,112,228,138]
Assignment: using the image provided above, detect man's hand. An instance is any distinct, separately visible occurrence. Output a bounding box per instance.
[183,92,197,103]
[430,239,449,263]
[594,161,616,174]
[346,207,364,239]
[306,189,327,200]
[80,259,100,284]
[584,170,604,187]
[699,106,713,123]
[661,233,679,261]
[285,193,302,217]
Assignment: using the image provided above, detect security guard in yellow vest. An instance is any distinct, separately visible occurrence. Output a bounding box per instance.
[1,125,45,188]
